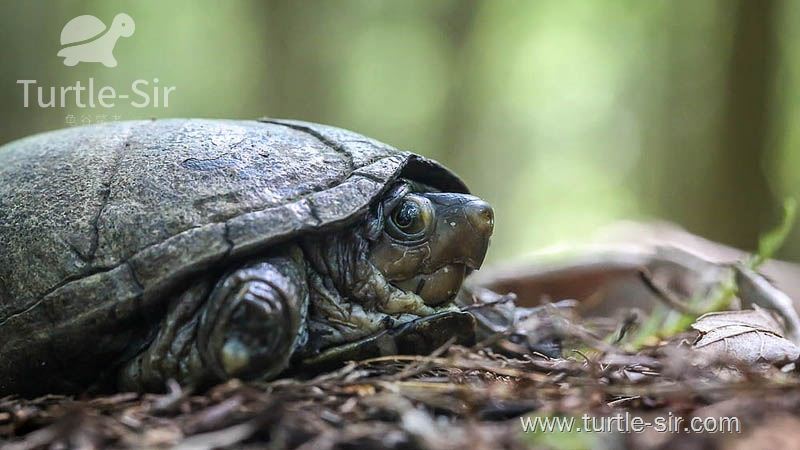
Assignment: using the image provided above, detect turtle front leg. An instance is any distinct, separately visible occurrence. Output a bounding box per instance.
[119,246,308,392]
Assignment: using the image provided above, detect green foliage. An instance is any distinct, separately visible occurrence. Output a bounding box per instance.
[749,198,797,269]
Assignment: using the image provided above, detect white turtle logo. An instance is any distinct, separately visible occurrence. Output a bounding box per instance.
[57,13,135,67]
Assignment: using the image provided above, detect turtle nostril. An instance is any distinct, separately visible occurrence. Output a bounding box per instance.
[467,200,494,236]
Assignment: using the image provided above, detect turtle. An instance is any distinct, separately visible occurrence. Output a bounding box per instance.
[57,13,135,67]
[0,118,494,396]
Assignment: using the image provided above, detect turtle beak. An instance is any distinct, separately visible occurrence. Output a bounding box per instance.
[462,199,494,269]
[425,194,493,271]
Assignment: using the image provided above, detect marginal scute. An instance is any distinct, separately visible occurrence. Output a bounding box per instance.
[352,154,408,182]
[226,200,316,255]
[402,155,470,194]
[307,176,386,226]
[129,223,230,300]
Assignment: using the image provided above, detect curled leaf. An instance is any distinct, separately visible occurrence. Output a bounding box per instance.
[691,308,800,365]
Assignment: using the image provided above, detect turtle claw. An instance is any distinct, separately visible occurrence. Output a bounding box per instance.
[220,337,252,376]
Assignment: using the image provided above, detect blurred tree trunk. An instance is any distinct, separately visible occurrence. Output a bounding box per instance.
[0,3,75,141]
[257,0,337,123]
[650,0,779,252]
[434,0,480,173]
[706,0,779,249]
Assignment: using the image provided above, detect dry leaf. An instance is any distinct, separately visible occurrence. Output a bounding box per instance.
[691,308,800,365]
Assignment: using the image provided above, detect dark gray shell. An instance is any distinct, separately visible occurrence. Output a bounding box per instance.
[0,118,466,393]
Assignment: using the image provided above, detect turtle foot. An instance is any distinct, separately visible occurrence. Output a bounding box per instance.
[206,280,294,379]
[196,258,307,384]
[118,252,307,393]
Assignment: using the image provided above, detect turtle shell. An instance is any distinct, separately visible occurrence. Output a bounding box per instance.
[60,15,107,45]
[0,118,467,394]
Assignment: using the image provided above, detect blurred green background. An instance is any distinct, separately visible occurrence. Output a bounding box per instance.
[1,0,798,265]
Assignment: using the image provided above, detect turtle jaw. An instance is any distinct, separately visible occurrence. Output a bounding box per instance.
[391,263,468,307]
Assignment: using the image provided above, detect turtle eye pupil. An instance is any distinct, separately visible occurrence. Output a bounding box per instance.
[394,201,419,230]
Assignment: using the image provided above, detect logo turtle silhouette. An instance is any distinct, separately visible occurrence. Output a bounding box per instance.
[57,13,135,67]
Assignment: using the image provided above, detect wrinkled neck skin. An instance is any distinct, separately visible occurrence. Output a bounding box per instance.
[298,226,456,355]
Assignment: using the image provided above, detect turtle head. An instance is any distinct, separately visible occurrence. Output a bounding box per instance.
[111,13,135,38]
[368,183,494,306]
[297,179,492,358]
[294,180,491,369]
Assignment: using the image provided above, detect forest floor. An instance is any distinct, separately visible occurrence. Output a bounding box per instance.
[3,308,800,449]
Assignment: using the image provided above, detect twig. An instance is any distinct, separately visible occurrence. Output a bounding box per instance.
[638,268,704,315]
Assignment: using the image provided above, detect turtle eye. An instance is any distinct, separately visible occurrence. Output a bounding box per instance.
[387,195,434,242]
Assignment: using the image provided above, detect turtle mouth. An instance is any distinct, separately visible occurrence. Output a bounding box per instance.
[391,263,468,307]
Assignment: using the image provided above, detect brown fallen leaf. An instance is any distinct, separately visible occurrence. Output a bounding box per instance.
[691,308,800,365]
